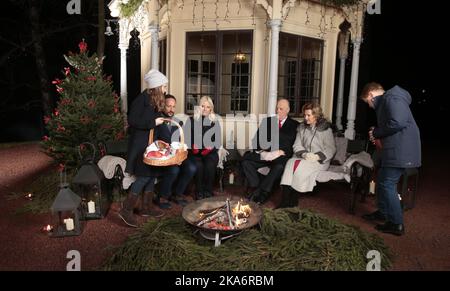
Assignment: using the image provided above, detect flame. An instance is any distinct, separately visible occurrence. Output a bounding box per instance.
[232,200,252,227]
[232,200,251,218]
[43,224,53,232]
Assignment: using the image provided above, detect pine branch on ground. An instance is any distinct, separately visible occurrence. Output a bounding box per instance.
[103,208,392,271]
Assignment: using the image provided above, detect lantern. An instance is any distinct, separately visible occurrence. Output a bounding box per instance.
[72,160,110,219]
[49,183,84,237]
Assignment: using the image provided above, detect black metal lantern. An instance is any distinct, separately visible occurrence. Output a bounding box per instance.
[49,183,84,237]
[72,143,110,220]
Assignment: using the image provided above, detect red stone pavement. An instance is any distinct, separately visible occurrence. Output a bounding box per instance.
[0,142,449,271]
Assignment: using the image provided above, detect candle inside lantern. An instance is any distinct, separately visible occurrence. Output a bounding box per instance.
[42,224,53,233]
[229,173,234,185]
[87,200,96,214]
[369,180,376,194]
[64,218,74,231]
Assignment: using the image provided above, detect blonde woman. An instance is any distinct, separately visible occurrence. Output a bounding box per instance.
[187,96,222,199]
[278,103,336,208]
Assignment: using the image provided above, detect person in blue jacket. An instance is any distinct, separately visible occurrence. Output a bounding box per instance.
[360,82,421,236]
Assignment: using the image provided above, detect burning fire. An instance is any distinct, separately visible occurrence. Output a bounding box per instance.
[197,199,252,230]
[232,200,252,227]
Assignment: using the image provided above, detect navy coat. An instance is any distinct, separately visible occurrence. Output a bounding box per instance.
[372,85,421,168]
[125,90,159,177]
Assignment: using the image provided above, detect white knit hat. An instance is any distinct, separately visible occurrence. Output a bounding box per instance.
[144,69,168,89]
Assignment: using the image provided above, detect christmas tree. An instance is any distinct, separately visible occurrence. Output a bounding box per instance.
[42,40,125,171]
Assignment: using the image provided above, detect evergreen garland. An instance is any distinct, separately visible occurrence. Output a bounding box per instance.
[118,0,361,19]
[120,0,146,18]
[103,208,392,271]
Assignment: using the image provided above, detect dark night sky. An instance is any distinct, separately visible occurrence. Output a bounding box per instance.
[0,0,445,142]
[358,0,445,140]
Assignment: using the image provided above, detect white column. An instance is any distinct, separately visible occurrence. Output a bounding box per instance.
[118,18,131,124]
[267,19,282,115]
[335,57,346,131]
[149,24,159,70]
[119,44,128,116]
[344,38,362,140]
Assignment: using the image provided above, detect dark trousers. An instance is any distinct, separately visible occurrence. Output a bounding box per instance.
[192,153,219,193]
[157,166,180,198]
[242,152,287,193]
[174,157,197,196]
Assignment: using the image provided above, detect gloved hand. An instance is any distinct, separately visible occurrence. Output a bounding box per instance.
[304,152,320,162]
[192,144,199,155]
[201,147,213,156]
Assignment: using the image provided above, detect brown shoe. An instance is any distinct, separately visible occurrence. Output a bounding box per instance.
[140,192,164,218]
[118,193,139,227]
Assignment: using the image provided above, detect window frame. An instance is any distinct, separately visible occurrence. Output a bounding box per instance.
[185,30,253,115]
[278,32,324,117]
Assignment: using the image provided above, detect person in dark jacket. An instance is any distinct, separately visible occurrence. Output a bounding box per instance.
[242,98,299,204]
[185,96,221,199]
[361,82,421,236]
[152,94,193,207]
[119,69,167,227]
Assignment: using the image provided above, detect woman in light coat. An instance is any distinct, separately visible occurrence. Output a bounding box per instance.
[278,103,336,208]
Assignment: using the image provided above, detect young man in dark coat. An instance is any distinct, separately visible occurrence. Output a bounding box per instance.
[361,82,421,236]
[242,98,299,204]
[152,95,194,208]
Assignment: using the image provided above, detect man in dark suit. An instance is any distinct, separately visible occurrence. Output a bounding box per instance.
[242,98,299,203]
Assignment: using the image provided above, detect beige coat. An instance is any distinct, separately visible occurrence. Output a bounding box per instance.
[280,120,336,192]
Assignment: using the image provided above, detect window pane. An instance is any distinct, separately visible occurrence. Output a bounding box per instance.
[222,33,236,54]
[159,39,167,75]
[287,35,298,58]
[187,30,252,114]
[239,100,248,111]
[202,62,209,74]
[278,32,323,116]
[187,34,202,54]
[201,34,216,54]
[189,59,199,73]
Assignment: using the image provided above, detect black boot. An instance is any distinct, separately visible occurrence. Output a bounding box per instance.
[118,193,139,227]
[288,188,299,208]
[277,186,292,208]
[140,192,164,218]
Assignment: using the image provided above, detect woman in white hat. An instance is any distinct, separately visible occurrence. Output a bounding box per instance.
[119,69,168,227]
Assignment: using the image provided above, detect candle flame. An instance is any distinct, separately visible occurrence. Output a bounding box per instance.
[43,224,53,232]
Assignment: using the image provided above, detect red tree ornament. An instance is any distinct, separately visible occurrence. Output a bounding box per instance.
[78,40,88,53]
